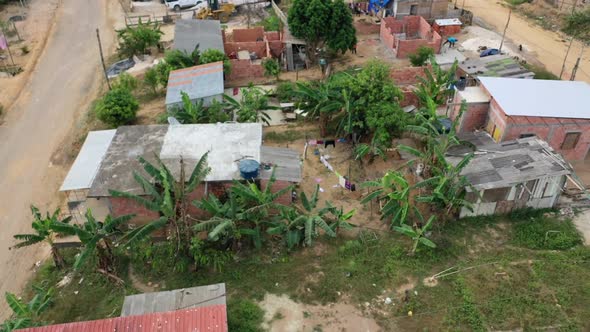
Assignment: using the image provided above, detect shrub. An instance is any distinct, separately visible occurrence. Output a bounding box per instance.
[409,46,434,67]
[522,63,560,80]
[21,45,29,55]
[112,72,138,92]
[116,20,163,58]
[227,299,265,332]
[164,49,196,69]
[143,67,160,94]
[257,11,280,31]
[512,215,582,250]
[199,48,231,74]
[95,88,139,127]
[274,81,296,102]
[262,58,280,80]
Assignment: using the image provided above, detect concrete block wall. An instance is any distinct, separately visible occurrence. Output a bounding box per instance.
[433,23,462,36]
[224,41,267,58]
[380,18,396,49]
[394,0,448,19]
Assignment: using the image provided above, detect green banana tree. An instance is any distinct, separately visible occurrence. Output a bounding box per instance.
[1,285,53,332]
[268,185,336,249]
[51,210,134,271]
[294,81,343,137]
[111,153,210,252]
[415,56,458,107]
[171,91,229,124]
[393,210,437,255]
[12,206,72,269]
[321,201,356,235]
[194,169,292,249]
[223,86,276,125]
[362,171,434,226]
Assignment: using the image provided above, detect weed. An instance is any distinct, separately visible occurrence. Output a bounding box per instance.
[264,130,304,143]
[21,45,29,55]
[522,62,560,80]
[511,216,582,250]
[227,299,265,332]
[505,0,531,5]
[444,277,486,331]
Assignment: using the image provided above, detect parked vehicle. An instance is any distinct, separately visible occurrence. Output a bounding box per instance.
[480,48,500,57]
[164,0,207,11]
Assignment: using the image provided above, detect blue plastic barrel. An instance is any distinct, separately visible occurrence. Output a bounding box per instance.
[239,159,260,180]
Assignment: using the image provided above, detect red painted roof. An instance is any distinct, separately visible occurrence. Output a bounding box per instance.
[16,305,227,332]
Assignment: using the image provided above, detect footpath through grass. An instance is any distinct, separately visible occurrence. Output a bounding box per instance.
[21,210,590,331]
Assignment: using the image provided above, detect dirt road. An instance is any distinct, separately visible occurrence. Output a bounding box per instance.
[464,0,589,82]
[0,0,117,318]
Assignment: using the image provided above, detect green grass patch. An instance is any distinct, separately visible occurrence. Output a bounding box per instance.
[227,299,265,332]
[511,215,582,250]
[523,62,560,80]
[505,0,531,5]
[10,213,590,331]
[264,130,305,143]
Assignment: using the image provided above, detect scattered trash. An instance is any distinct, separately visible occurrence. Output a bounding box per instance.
[345,272,352,277]
[78,277,84,285]
[414,290,418,296]
[372,283,376,287]
[384,297,392,305]
[332,184,340,188]
[408,310,413,317]
[560,207,574,219]
[34,260,41,268]
[319,187,325,193]
[57,275,72,288]
[315,178,323,183]
[336,291,342,296]
[74,291,79,295]
[275,282,279,287]
[364,302,370,308]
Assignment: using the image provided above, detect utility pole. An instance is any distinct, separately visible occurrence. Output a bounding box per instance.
[570,43,585,81]
[96,28,111,91]
[560,37,575,79]
[499,9,511,52]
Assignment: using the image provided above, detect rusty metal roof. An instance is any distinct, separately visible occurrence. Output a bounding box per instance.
[15,305,228,332]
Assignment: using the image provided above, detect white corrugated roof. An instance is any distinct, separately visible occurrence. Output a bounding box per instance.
[479,77,590,119]
[165,62,224,105]
[435,18,462,26]
[60,130,116,191]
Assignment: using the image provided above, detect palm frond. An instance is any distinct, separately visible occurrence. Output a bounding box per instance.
[121,216,168,246]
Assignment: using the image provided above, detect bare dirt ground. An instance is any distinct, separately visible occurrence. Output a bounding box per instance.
[260,293,383,332]
[464,0,590,82]
[0,0,121,319]
[0,0,60,111]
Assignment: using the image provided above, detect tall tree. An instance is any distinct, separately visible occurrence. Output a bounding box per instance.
[12,206,72,269]
[288,0,356,60]
[294,80,342,136]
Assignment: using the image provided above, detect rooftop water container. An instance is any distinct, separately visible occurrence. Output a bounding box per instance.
[239,159,260,180]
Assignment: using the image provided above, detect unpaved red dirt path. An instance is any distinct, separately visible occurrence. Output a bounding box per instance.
[465,0,589,82]
[0,0,118,319]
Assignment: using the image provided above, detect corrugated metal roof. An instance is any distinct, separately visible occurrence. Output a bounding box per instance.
[435,18,462,26]
[459,55,534,79]
[165,62,225,106]
[59,130,116,191]
[15,305,228,332]
[479,77,590,119]
[448,132,572,190]
[121,284,226,317]
[173,19,224,54]
[260,146,302,182]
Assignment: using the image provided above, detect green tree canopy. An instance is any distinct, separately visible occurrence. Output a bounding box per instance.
[288,0,357,57]
[116,20,163,58]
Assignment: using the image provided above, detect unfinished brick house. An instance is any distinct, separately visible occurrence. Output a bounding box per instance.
[389,66,429,107]
[389,0,448,19]
[380,16,441,58]
[222,27,283,81]
[59,123,302,225]
[451,77,590,161]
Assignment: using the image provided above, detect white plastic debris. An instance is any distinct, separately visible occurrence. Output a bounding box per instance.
[384,297,392,305]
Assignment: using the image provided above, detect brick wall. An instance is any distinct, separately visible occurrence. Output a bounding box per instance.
[109,196,160,226]
[400,88,419,107]
[380,16,441,58]
[355,20,381,35]
[459,102,491,132]
[233,27,265,42]
[433,23,462,36]
[224,41,267,58]
[390,66,428,85]
[260,179,293,206]
[227,59,265,81]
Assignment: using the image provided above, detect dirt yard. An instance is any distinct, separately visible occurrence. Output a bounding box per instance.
[464,0,590,82]
[0,0,123,319]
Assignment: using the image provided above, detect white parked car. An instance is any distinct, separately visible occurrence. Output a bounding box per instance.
[164,0,207,11]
